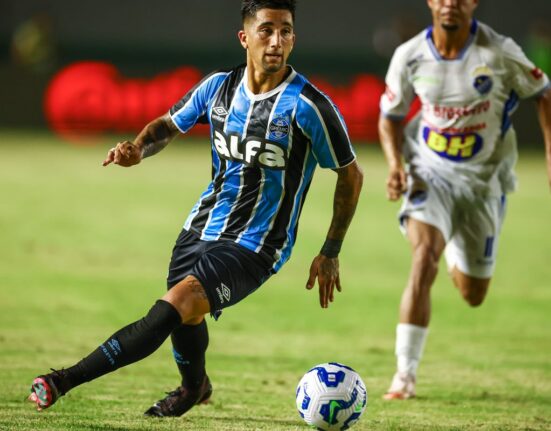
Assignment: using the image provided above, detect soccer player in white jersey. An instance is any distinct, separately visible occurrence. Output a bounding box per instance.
[379,0,551,399]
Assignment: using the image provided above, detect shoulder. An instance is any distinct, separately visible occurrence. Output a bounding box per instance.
[392,29,429,62]
[297,79,339,117]
[474,21,513,53]
[204,64,243,83]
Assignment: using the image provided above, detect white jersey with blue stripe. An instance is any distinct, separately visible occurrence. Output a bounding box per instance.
[169,64,356,272]
[380,20,550,197]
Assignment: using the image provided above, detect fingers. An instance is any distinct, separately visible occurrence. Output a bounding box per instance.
[318,274,339,309]
[102,148,115,166]
[386,170,408,201]
[305,260,317,290]
[103,141,138,167]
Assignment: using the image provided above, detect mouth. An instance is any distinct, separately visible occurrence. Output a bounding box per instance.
[441,9,459,20]
[265,53,283,61]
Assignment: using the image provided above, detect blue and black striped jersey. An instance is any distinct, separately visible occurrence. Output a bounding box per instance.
[169,64,356,272]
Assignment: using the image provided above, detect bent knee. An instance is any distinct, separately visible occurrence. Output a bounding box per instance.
[162,275,211,320]
[453,271,491,307]
[463,290,487,307]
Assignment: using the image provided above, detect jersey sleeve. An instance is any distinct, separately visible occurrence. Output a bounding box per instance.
[296,84,356,169]
[380,45,416,119]
[169,70,230,133]
[502,37,550,99]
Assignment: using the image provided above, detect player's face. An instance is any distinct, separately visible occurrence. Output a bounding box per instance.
[239,8,295,74]
[427,0,478,32]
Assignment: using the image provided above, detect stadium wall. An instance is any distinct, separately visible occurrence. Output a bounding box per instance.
[0,0,549,144]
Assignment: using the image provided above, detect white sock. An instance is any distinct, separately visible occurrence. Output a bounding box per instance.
[395,323,428,377]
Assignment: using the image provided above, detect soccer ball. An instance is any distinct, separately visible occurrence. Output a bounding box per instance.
[295,362,367,431]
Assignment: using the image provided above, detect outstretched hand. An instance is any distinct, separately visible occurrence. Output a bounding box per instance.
[103,141,142,167]
[306,255,342,309]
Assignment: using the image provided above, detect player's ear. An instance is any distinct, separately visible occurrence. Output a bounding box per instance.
[238,30,248,49]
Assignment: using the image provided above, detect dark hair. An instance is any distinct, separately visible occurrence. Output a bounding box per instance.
[241,0,296,22]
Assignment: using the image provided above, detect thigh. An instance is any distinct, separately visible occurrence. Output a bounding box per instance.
[191,241,274,319]
[447,195,507,278]
[167,229,206,289]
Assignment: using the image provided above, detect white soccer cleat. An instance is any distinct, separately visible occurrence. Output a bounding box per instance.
[383,372,416,400]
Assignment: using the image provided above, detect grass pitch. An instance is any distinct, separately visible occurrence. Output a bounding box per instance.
[0,130,550,430]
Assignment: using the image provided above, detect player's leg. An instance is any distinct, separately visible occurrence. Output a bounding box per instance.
[28,276,209,411]
[449,267,490,306]
[384,170,454,400]
[444,195,506,307]
[143,280,213,417]
[144,238,274,417]
[384,218,447,400]
[141,229,213,417]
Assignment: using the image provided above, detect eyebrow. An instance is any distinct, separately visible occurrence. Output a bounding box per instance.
[258,21,294,28]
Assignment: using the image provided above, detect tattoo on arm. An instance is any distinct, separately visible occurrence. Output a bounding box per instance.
[136,114,180,158]
[327,162,363,241]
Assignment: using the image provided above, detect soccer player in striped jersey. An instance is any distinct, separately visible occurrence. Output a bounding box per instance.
[379,0,551,400]
[28,0,364,417]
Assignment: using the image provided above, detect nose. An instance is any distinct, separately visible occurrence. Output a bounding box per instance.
[269,31,282,48]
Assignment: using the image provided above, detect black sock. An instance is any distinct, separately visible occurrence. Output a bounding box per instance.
[171,319,209,389]
[61,300,181,392]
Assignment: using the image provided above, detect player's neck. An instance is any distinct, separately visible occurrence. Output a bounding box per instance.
[246,65,291,95]
[431,21,472,60]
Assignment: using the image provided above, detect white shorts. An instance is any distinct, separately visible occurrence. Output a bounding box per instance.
[399,174,507,279]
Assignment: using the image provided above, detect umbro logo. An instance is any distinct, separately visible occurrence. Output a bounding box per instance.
[212,106,229,122]
[216,283,231,304]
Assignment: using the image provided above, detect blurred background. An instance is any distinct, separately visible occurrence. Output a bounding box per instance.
[1,0,550,143]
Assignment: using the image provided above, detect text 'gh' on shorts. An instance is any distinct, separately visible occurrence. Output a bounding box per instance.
[167,229,275,319]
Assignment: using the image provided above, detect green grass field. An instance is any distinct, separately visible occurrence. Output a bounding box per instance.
[1,130,550,431]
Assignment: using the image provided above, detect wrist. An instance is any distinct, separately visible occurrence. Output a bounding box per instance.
[320,238,343,258]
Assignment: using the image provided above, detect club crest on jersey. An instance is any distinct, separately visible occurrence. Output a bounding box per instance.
[472,64,494,95]
[423,127,483,162]
[268,114,290,140]
[213,130,288,169]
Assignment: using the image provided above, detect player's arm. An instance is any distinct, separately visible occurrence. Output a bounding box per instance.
[535,87,551,190]
[306,160,363,309]
[378,114,407,201]
[102,113,179,167]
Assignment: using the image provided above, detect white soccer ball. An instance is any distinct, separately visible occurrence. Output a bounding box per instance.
[296,362,367,431]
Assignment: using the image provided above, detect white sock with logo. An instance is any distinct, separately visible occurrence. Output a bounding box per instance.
[395,323,428,377]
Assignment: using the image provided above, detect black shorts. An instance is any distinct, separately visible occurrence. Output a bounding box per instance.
[167,229,275,319]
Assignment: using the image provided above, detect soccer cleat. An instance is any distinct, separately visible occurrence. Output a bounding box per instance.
[28,370,67,411]
[383,372,416,400]
[144,375,212,417]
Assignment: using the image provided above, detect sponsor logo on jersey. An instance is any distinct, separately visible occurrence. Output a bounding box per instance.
[213,130,288,169]
[429,100,490,119]
[268,114,290,140]
[472,64,494,95]
[212,106,229,122]
[423,126,483,161]
[216,283,231,304]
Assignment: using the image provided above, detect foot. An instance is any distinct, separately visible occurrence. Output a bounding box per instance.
[144,375,212,417]
[28,370,67,411]
[383,372,416,400]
